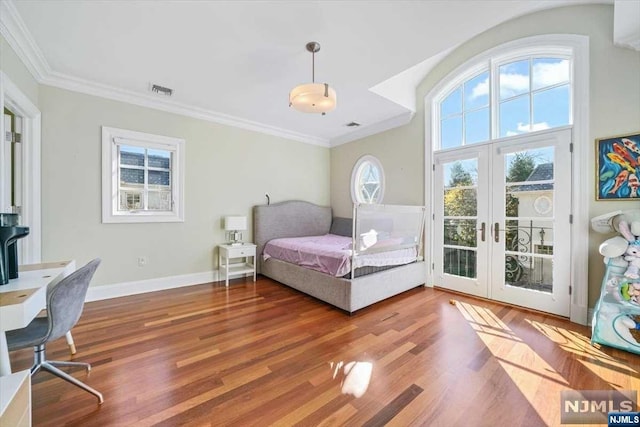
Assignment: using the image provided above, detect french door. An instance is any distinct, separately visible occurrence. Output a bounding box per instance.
[433,128,572,316]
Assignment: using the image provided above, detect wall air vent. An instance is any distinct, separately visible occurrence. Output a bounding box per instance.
[346,121,361,127]
[150,84,173,97]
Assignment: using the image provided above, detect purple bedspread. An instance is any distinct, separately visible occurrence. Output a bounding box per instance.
[264,234,352,277]
[263,234,417,277]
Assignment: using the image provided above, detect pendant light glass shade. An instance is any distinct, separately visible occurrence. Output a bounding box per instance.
[289,42,336,114]
[289,83,337,113]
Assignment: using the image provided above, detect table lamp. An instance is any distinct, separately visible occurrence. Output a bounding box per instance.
[224,216,247,246]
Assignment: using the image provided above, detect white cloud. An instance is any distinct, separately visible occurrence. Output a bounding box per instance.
[499,72,529,98]
[505,121,550,136]
[500,60,569,98]
[470,77,489,100]
[530,122,550,132]
[532,60,569,89]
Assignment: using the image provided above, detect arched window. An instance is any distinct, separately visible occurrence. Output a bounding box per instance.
[351,155,385,204]
[434,48,572,150]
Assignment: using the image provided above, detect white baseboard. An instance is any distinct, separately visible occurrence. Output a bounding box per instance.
[85,269,222,302]
[587,308,594,327]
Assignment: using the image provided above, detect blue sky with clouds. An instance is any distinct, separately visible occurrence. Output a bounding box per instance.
[440,57,570,149]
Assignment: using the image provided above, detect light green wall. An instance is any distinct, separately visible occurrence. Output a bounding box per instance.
[0,35,39,106]
[331,121,423,218]
[39,86,330,286]
[330,4,640,308]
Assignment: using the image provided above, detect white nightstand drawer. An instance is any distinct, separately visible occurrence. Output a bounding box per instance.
[226,245,256,258]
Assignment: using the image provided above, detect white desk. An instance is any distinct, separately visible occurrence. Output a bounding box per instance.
[0,261,75,376]
[0,370,30,426]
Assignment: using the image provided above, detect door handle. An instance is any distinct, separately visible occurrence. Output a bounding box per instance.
[494,222,500,243]
[479,222,486,242]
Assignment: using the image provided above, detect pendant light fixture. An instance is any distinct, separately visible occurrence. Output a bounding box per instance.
[289,41,337,115]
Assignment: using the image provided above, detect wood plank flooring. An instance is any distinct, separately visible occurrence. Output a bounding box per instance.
[9,276,639,426]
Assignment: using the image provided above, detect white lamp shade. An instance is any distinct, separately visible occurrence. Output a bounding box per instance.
[224,216,247,231]
[289,83,337,113]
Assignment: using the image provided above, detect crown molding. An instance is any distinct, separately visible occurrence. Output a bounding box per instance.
[0,0,329,147]
[0,0,51,81]
[42,70,330,147]
[330,111,415,147]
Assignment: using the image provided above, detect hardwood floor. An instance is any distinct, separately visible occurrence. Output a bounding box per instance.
[10,276,639,426]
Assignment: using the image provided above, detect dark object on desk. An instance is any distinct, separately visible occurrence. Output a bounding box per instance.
[6,258,104,404]
[0,213,30,285]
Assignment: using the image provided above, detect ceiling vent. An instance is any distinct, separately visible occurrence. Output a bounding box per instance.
[150,84,173,97]
[346,121,361,127]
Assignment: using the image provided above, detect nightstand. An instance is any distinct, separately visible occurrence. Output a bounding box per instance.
[218,243,256,287]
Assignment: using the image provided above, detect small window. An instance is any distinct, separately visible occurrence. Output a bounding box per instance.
[102,126,185,223]
[351,155,385,204]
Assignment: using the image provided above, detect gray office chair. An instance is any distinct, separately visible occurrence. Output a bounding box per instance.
[6,258,103,404]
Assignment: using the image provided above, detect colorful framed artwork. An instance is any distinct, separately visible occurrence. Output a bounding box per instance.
[596,132,640,200]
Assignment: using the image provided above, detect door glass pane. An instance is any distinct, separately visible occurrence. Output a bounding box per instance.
[445,248,477,278]
[533,84,570,129]
[499,96,530,137]
[443,159,478,279]
[444,219,477,247]
[503,144,556,295]
[532,58,569,90]
[505,256,554,295]
[504,255,553,293]
[499,59,530,100]
[465,107,490,145]
[464,71,489,110]
[444,189,477,216]
[444,159,478,187]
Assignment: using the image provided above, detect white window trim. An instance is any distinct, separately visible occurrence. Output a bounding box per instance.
[101,126,185,223]
[350,154,385,204]
[425,34,590,325]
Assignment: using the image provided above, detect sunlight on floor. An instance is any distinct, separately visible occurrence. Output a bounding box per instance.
[456,301,569,425]
[329,360,373,398]
[528,320,639,387]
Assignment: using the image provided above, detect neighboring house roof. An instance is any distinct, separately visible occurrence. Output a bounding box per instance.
[120,152,171,186]
[513,163,553,191]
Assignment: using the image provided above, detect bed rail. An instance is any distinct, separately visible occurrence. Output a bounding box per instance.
[350,203,426,278]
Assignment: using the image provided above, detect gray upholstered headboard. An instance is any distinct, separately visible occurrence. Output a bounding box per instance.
[253,200,332,273]
[329,217,353,237]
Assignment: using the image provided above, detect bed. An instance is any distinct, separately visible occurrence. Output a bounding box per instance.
[254,200,427,313]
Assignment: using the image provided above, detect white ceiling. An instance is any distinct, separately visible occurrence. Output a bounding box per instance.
[1,0,616,147]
